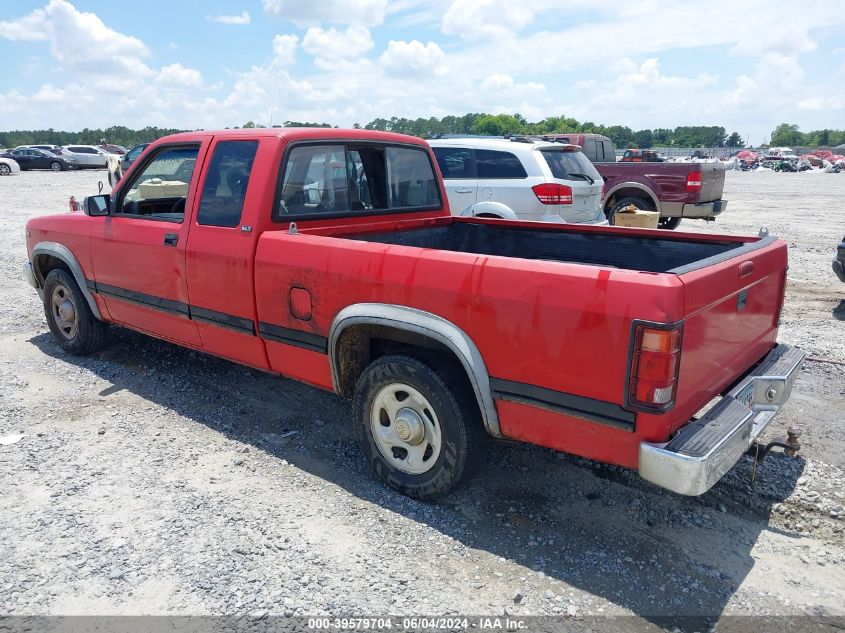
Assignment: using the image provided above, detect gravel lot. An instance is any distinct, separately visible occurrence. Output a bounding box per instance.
[0,169,843,628]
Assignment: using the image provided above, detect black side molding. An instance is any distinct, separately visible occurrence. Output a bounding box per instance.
[192,306,255,335]
[258,322,328,353]
[490,377,636,431]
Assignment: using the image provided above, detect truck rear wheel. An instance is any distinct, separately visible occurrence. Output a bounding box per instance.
[352,354,485,500]
[42,269,108,354]
[658,217,682,230]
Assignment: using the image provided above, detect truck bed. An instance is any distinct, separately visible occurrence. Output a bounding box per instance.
[347,220,748,273]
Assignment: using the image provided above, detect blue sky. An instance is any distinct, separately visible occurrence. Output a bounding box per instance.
[1,0,844,144]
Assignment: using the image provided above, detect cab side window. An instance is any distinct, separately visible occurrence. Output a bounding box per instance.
[197,141,259,227]
[118,146,199,222]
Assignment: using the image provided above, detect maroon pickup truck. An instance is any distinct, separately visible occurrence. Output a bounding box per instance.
[542,134,728,230]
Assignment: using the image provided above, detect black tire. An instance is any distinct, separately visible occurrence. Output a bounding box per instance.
[605,196,655,225]
[0,163,11,176]
[353,353,486,500]
[42,269,108,354]
[658,217,682,230]
[50,161,63,172]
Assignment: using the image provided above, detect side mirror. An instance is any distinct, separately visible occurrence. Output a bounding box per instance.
[85,194,110,217]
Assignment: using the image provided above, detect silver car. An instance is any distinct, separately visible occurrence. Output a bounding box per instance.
[61,145,116,168]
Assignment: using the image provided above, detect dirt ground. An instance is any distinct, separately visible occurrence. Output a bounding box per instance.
[0,168,842,630]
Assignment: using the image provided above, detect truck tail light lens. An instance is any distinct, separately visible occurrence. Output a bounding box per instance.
[627,321,683,411]
[686,171,702,192]
[532,183,573,205]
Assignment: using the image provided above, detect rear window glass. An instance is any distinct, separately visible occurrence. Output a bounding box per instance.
[541,150,601,182]
[276,143,440,219]
[475,149,527,179]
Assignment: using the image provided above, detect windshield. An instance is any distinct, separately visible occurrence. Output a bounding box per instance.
[540,149,601,182]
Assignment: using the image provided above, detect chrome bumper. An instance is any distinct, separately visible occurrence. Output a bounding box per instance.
[639,344,805,496]
[681,199,727,218]
[23,261,39,289]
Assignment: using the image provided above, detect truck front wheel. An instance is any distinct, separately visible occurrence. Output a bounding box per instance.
[658,217,682,230]
[352,354,485,500]
[42,269,108,354]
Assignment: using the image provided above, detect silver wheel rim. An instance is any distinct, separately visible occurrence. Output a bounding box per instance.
[51,162,61,171]
[0,165,9,175]
[51,284,78,340]
[370,382,442,475]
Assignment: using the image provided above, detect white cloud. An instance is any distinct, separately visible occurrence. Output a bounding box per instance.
[301,25,374,60]
[797,97,843,112]
[442,0,538,38]
[0,0,150,76]
[206,11,251,25]
[480,73,514,91]
[263,0,388,26]
[272,34,299,66]
[379,40,446,76]
[156,63,204,89]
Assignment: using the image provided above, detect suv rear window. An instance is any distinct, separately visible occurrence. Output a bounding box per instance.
[475,149,526,179]
[540,149,601,182]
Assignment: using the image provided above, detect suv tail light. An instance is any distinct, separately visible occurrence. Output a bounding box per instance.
[686,170,702,192]
[532,183,572,205]
[627,321,683,412]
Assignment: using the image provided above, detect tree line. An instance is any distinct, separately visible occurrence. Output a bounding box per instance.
[2,118,842,150]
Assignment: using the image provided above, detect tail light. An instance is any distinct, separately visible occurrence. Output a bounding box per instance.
[627,321,683,412]
[686,170,702,192]
[532,183,572,205]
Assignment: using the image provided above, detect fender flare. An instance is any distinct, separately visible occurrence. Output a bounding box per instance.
[460,201,520,220]
[604,182,661,214]
[328,303,502,438]
[30,241,103,320]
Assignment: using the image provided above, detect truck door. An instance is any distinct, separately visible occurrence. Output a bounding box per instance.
[431,146,477,214]
[89,142,207,346]
[185,138,269,369]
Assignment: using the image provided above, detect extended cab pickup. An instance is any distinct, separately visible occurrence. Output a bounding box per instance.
[542,133,728,230]
[24,128,803,500]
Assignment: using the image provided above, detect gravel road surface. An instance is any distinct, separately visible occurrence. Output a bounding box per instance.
[0,169,842,629]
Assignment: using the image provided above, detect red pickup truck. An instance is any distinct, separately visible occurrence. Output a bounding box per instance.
[24,128,803,500]
[542,133,728,230]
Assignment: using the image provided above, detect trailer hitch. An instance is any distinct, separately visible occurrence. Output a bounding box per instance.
[746,427,802,489]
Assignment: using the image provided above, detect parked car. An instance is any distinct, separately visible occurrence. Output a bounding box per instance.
[429,136,606,224]
[61,145,116,168]
[24,127,803,500]
[97,144,128,155]
[17,144,65,156]
[0,156,20,176]
[0,147,74,171]
[121,142,150,172]
[543,133,728,230]
[834,236,845,282]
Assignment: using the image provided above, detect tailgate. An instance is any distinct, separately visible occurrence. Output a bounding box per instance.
[696,163,726,202]
[671,237,787,428]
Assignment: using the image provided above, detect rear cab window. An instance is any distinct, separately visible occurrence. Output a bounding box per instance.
[275,142,441,220]
[540,149,601,182]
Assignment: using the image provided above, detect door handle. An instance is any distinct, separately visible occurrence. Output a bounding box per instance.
[454,187,473,194]
[163,233,178,247]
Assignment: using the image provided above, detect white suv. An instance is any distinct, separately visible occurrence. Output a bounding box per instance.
[429,136,606,224]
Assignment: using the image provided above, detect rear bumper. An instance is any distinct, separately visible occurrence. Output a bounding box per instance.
[661,200,727,218]
[833,257,845,282]
[638,344,804,496]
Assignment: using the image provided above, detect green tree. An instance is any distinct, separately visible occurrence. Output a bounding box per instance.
[470,114,526,136]
[631,129,654,148]
[725,132,744,147]
[770,123,802,147]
